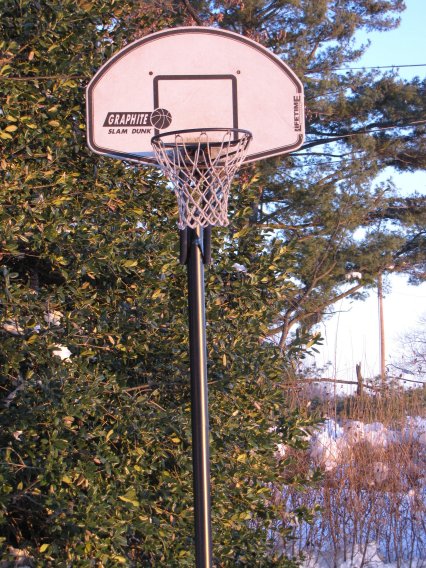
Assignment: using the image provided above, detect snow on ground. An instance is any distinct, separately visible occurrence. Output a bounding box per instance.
[307,417,426,472]
[279,417,426,567]
[302,541,425,568]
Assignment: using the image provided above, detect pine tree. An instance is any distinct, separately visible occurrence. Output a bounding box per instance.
[182,0,426,344]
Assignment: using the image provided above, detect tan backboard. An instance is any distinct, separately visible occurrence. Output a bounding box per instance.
[86,27,305,165]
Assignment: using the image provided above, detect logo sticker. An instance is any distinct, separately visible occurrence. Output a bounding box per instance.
[103,108,172,129]
[293,96,302,132]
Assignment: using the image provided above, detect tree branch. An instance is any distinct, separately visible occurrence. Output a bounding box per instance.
[181,0,204,25]
[266,280,366,338]
[302,119,426,151]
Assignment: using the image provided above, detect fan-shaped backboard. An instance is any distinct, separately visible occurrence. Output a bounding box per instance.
[86,27,305,165]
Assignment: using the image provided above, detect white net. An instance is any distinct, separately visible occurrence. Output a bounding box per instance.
[152,128,251,229]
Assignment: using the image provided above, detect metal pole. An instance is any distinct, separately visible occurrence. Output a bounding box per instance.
[187,226,212,568]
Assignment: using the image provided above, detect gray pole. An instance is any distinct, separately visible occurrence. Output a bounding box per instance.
[187,226,213,568]
[378,271,386,384]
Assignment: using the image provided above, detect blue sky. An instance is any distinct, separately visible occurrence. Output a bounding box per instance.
[356,0,425,81]
[313,0,426,385]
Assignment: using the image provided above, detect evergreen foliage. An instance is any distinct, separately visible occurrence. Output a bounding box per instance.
[1,0,425,565]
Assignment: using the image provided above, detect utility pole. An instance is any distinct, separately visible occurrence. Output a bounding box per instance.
[377,272,386,383]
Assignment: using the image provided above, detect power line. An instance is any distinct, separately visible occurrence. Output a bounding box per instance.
[298,119,426,152]
[0,74,81,82]
[336,63,426,70]
[0,65,425,82]
[306,63,426,74]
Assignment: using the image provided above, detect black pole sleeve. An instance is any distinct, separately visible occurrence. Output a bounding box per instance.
[180,228,189,265]
[203,225,212,265]
[187,226,213,568]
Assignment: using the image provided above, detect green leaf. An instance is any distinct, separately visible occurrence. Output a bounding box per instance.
[118,494,139,507]
[122,259,138,267]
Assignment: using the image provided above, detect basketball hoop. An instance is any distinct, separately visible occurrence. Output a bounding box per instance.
[88,27,305,568]
[151,128,252,229]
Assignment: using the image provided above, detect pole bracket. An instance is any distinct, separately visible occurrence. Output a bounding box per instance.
[180,227,212,266]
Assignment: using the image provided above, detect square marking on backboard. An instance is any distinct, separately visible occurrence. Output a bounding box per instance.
[153,75,238,138]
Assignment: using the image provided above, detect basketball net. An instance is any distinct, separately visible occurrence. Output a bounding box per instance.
[151,129,252,229]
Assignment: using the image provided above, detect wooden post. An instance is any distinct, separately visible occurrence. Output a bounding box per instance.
[356,363,363,397]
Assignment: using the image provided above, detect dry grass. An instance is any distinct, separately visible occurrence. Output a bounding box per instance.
[284,378,425,425]
[274,383,426,565]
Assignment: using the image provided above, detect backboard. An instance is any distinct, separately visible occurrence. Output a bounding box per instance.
[86,27,305,165]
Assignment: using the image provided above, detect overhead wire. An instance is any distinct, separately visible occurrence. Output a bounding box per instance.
[332,63,426,71]
[306,63,426,74]
[0,64,425,81]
